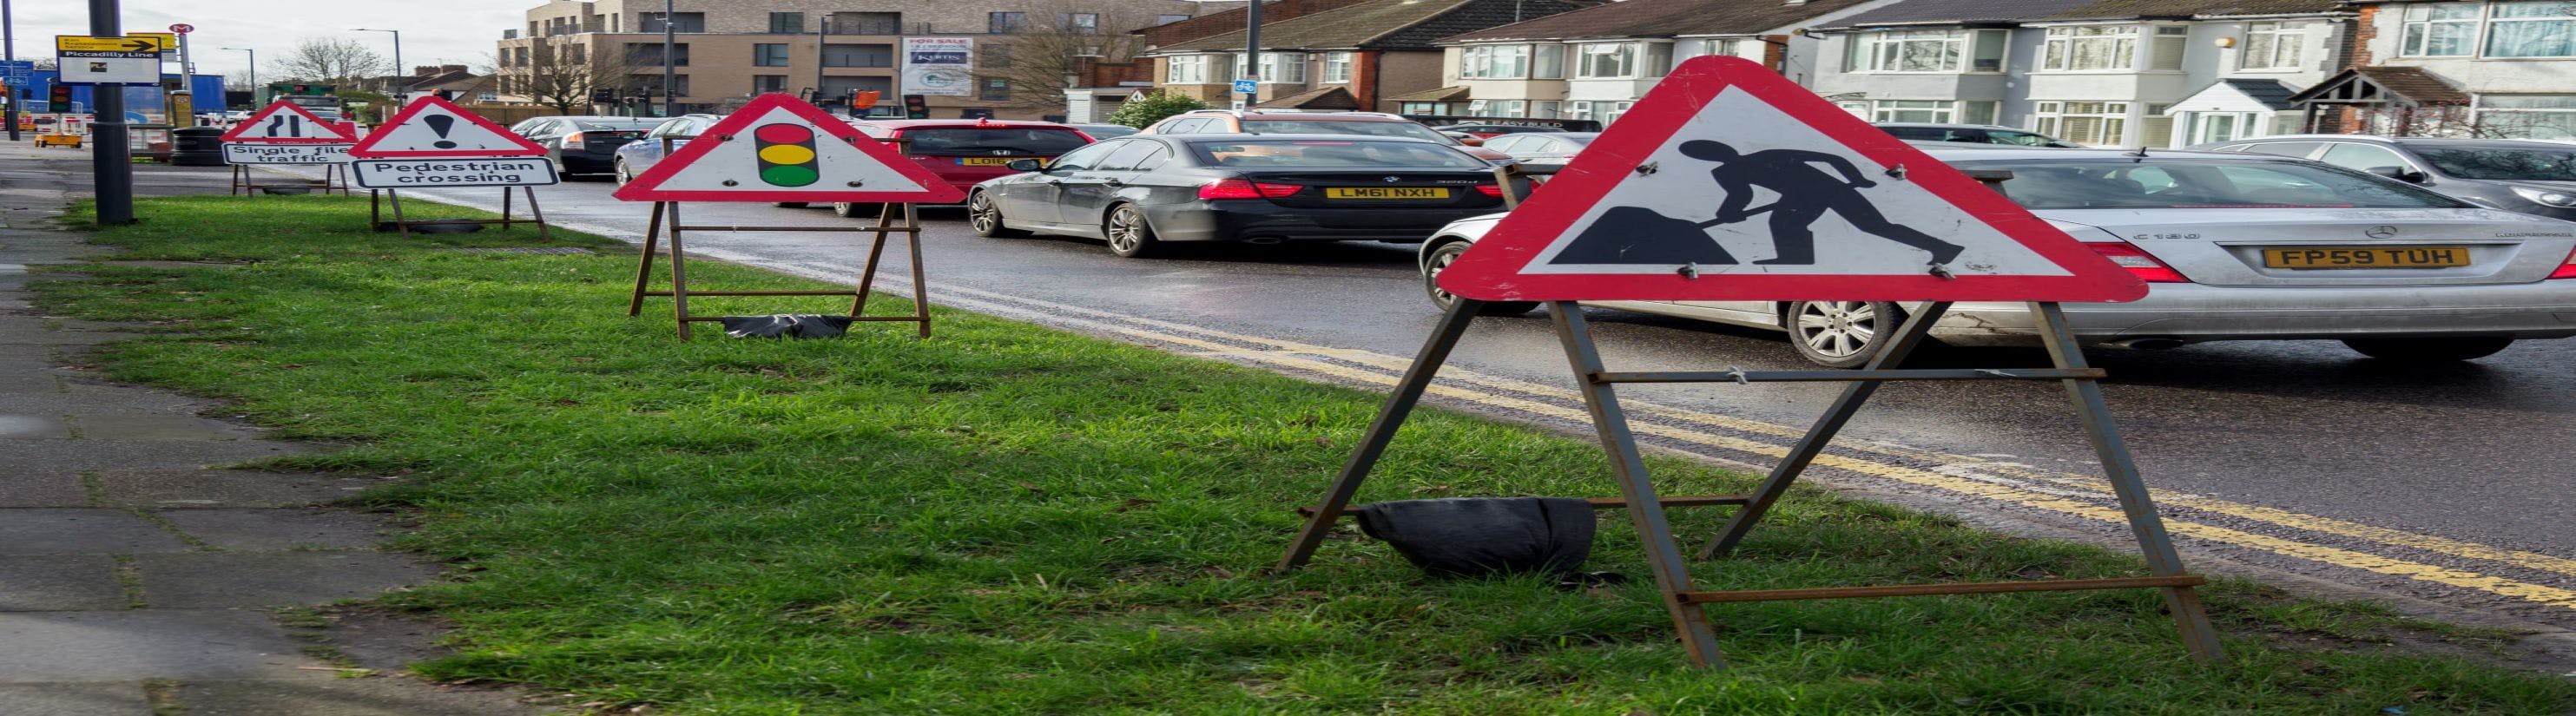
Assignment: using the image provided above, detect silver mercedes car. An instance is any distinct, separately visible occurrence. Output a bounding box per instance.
[1421,148,2576,368]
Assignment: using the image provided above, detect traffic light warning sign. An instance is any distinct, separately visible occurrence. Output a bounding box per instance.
[613,93,960,203]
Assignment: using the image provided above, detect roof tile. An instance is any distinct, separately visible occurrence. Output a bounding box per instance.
[1441,0,1883,43]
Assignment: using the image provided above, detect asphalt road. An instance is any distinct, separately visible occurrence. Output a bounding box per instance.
[356,172,2576,628]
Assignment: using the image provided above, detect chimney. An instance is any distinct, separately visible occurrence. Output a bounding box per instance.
[413,65,438,77]
[441,64,469,74]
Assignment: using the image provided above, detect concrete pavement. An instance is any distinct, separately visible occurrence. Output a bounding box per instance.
[0,146,545,714]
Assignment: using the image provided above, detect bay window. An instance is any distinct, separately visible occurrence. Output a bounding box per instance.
[2040,26,2138,71]
[1870,100,1999,125]
[2400,3,2479,56]
[1846,30,1967,73]
[1261,52,1307,83]
[2033,102,2130,146]
[2478,95,2576,138]
[1534,43,1565,79]
[2485,1,2576,57]
[1168,54,1232,84]
[2240,22,2306,69]
[1461,44,1532,79]
[1576,43,1637,78]
[1321,52,1353,83]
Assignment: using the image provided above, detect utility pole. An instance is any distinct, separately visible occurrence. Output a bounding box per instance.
[1242,0,1261,110]
[89,0,134,225]
[660,0,675,117]
[221,46,252,105]
[813,15,825,108]
[353,29,401,100]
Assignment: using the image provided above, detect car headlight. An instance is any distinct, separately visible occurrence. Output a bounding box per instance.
[2510,186,2576,207]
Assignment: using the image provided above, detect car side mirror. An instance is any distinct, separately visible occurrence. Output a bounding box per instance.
[1006,159,1043,172]
[2367,166,2428,184]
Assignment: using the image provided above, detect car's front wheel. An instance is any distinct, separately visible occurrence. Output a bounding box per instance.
[833,201,884,219]
[613,159,634,185]
[1103,204,1160,258]
[967,191,1025,238]
[1421,240,1537,316]
[1785,300,1903,369]
[2342,337,2513,363]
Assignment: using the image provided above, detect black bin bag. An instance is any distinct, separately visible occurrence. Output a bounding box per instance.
[719,314,855,338]
[1352,496,1596,577]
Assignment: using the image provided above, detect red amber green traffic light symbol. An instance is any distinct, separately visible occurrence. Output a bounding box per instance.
[753,123,820,187]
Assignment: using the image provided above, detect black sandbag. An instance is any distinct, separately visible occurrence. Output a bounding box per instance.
[718,314,855,338]
[1352,496,1595,577]
[1545,206,1737,266]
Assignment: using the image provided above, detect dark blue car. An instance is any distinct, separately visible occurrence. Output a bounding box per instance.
[612,114,722,185]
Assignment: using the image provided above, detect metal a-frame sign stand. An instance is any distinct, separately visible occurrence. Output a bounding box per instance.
[229,163,352,196]
[367,187,550,240]
[349,96,559,240]
[1276,56,2223,669]
[221,100,356,197]
[610,93,965,340]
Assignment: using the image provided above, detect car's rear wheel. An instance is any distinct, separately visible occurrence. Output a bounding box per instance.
[967,191,1025,238]
[1786,300,1902,369]
[2341,337,2513,363]
[833,201,884,219]
[773,202,809,208]
[1422,240,1537,316]
[1104,204,1160,258]
[613,159,633,186]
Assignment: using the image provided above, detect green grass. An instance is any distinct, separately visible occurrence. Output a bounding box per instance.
[37,194,2576,714]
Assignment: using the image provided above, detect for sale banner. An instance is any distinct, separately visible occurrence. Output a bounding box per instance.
[901,37,973,97]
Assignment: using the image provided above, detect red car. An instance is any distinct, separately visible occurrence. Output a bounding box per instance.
[836,119,1097,217]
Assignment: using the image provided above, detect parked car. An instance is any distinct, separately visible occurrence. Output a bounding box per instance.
[1069,122,1141,139]
[1140,109,1518,164]
[1478,132,1598,165]
[1421,148,2576,367]
[1432,123,1567,142]
[968,135,1513,258]
[516,116,663,178]
[611,114,723,185]
[2194,135,2576,222]
[1876,122,2082,148]
[836,119,1098,217]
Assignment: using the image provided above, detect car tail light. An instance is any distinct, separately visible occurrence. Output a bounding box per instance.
[560,132,586,150]
[2550,246,2576,279]
[1474,184,1505,197]
[2089,241,2187,283]
[1197,179,1303,200]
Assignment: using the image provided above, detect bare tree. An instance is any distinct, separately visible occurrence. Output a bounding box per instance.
[269,38,392,89]
[492,38,642,114]
[973,3,1156,111]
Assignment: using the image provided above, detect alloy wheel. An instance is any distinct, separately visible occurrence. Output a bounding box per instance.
[1794,301,1881,359]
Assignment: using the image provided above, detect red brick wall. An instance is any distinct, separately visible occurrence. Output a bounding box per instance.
[1073,56,1152,88]
[1137,0,1375,48]
[1353,50,1380,111]
[2336,6,2379,133]
[1762,35,1789,72]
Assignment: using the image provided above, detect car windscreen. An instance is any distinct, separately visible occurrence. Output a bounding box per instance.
[897,128,1092,155]
[1239,120,1455,142]
[2409,146,2576,181]
[570,119,662,132]
[1960,158,2470,209]
[1186,140,1486,168]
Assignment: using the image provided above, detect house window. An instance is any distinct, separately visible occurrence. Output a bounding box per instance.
[2033,101,2130,146]
[1576,43,1637,78]
[1157,14,1192,24]
[1644,43,1674,77]
[1604,101,1633,124]
[768,12,804,34]
[1169,55,1205,82]
[2477,95,2576,138]
[1871,99,1958,123]
[753,75,787,93]
[2191,111,2256,144]
[1970,30,2008,71]
[2486,2,2576,57]
[2150,26,2189,70]
[637,12,703,33]
[1847,30,1967,73]
[2040,26,2138,71]
[1533,44,1565,78]
[625,43,688,67]
[2401,3,2480,56]
[831,12,899,35]
[1060,13,1099,34]
[1321,52,1354,82]
[1260,53,1308,83]
[1533,100,1560,118]
[979,78,1010,102]
[990,12,1027,33]
[1466,100,1526,117]
[753,43,789,67]
[822,44,894,69]
[1675,38,1743,63]
[2240,22,2305,69]
[1461,45,1532,79]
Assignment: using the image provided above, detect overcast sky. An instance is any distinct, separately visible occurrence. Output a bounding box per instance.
[16,1,530,82]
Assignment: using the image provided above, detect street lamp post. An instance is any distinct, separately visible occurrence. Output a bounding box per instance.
[660,0,675,117]
[350,28,401,100]
[220,47,252,105]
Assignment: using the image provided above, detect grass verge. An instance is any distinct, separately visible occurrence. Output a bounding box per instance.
[37,194,2576,714]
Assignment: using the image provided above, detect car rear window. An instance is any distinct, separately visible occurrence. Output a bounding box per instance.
[2410,147,2576,181]
[1963,158,2468,209]
[1238,120,1453,142]
[897,128,1092,155]
[1187,140,1486,168]
[571,119,662,131]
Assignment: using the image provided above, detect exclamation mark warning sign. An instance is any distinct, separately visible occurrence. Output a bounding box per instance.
[423,115,458,149]
[349,95,550,158]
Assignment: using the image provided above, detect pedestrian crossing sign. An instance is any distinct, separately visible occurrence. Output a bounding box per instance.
[612,93,961,203]
[350,95,547,158]
[219,100,357,145]
[1436,56,2147,304]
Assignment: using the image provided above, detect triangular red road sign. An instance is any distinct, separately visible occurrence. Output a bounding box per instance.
[350,95,546,158]
[219,100,356,144]
[612,94,965,204]
[1439,56,2146,304]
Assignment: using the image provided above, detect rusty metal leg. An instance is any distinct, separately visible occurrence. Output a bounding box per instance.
[1547,301,1725,669]
[629,202,666,317]
[231,166,244,195]
[903,203,930,339]
[667,203,694,341]
[852,207,895,319]
[2029,301,2224,661]
[1698,302,1952,561]
[386,190,412,240]
[1278,298,1481,571]
[524,186,551,241]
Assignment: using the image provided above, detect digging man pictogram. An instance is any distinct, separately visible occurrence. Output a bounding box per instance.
[1685,140,1965,266]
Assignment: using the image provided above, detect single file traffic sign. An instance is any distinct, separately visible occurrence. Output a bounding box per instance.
[220,100,358,144]
[1436,56,2146,304]
[612,93,960,203]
